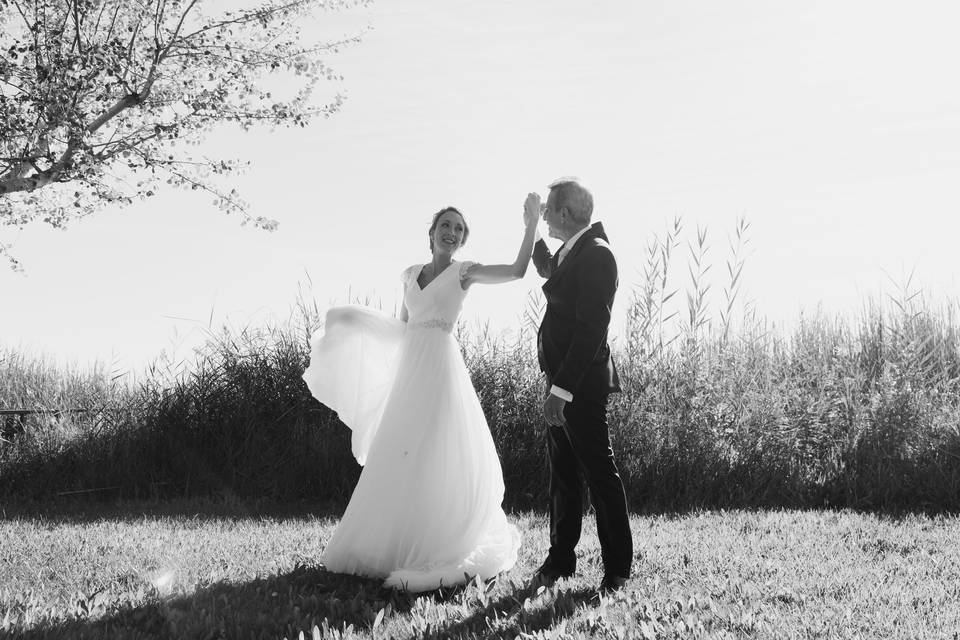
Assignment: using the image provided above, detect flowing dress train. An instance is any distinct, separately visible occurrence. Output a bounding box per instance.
[302,260,520,591]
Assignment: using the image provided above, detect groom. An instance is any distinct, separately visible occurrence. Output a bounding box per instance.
[530,177,633,594]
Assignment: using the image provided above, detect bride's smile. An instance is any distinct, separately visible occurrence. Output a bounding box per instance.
[429,209,468,254]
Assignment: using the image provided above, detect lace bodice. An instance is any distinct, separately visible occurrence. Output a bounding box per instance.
[402,261,474,333]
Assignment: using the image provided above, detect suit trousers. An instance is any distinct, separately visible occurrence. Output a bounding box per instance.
[546,389,633,578]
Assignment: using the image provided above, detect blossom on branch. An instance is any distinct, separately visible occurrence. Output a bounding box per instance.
[0,0,370,269]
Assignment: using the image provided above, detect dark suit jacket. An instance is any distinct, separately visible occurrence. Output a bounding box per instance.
[532,222,621,397]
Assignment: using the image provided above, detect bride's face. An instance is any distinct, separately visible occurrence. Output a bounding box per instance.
[431,211,467,256]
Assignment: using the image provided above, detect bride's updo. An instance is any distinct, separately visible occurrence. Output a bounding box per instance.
[428,207,470,250]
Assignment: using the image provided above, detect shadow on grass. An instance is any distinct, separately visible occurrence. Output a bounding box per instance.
[427,583,598,640]
[0,496,350,524]
[8,565,599,640]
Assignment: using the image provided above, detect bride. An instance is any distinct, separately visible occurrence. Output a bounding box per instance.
[302,193,542,591]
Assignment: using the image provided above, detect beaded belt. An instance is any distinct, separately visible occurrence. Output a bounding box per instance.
[408,318,454,333]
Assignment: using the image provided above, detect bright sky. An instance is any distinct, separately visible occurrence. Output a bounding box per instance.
[3,0,960,373]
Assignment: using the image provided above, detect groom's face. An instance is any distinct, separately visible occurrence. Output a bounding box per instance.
[543,191,563,240]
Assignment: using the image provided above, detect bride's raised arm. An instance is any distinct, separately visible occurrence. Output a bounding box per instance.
[461,193,541,288]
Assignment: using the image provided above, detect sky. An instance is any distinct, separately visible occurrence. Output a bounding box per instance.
[2,0,960,374]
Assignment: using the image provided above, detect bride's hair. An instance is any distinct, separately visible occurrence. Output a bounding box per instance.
[428,207,470,250]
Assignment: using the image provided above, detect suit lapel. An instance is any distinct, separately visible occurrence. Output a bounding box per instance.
[548,223,600,281]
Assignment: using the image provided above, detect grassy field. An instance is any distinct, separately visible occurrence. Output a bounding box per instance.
[3,220,960,636]
[2,501,958,639]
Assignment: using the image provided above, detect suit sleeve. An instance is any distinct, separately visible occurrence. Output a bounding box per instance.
[532,239,554,279]
[551,245,617,394]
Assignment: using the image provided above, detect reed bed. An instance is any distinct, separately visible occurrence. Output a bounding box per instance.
[3,220,959,512]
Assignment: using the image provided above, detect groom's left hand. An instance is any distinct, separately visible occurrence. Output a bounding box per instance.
[543,393,567,426]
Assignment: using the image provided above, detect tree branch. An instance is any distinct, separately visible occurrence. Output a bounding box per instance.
[103,1,122,43]
[85,92,144,135]
[1,0,366,246]
[177,0,311,42]
[0,137,77,194]
[91,0,109,39]
[0,76,29,96]
[121,11,143,85]
[164,0,199,55]
[70,0,83,55]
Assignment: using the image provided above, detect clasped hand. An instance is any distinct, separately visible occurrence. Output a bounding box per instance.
[523,193,541,229]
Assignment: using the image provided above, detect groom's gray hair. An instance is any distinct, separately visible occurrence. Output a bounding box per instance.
[548,178,593,225]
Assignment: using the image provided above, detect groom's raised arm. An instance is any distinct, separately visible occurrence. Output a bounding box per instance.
[532,236,554,279]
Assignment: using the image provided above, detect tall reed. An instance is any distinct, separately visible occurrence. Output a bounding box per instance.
[2,221,959,512]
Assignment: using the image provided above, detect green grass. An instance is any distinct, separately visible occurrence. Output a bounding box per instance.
[2,502,959,639]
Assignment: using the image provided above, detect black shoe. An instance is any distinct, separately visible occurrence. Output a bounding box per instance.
[530,561,573,588]
[597,574,628,595]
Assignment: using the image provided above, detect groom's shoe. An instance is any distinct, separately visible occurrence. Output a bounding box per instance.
[597,574,628,595]
[530,561,573,589]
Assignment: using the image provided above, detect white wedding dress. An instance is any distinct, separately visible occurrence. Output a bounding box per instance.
[302,260,520,592]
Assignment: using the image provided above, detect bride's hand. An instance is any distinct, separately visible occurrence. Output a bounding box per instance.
[523,193,541,229]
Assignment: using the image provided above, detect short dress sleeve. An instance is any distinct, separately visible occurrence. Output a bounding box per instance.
[401,264,421,289]
[458,260,477,284]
